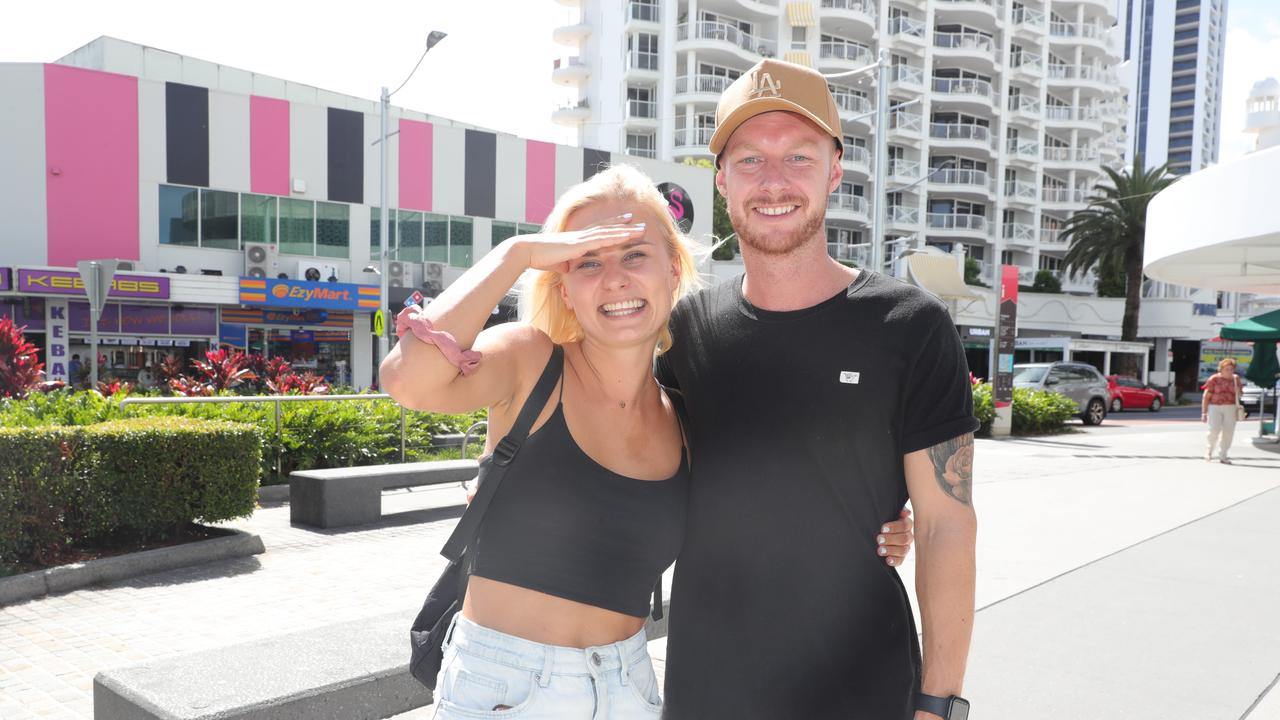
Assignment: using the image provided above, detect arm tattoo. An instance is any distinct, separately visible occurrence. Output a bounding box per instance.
[925,434,974,506]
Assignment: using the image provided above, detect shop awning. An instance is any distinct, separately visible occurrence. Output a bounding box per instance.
[784,51,813,67]
[907,253,979,299]
[786,2,815,27]
[1220,308,1280,341]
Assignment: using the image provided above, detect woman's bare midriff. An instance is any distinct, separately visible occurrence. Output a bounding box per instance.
[462,575,646,648]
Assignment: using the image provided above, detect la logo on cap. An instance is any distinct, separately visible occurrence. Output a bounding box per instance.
[749,71,782,98]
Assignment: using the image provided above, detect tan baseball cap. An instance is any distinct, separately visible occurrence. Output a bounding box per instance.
[708,58,843,163]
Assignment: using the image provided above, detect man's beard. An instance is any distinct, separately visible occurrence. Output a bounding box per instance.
[730,197,826,257]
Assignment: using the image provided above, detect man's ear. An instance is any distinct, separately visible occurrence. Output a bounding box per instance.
[715,164,728,200]
[827,149,844,194]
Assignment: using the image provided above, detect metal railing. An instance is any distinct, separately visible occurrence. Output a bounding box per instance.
[1012,6,1046,28]
[1006,138,1041,158]
[843,145,871,168]
[1047,63,1117,84]
[626,51,658,71]
[673,126,716,147]
[1007,94,1042,114]
[628,99,658,118]
[678,21,777,56]
[927,213,987,231]
[890,64,924,85]
[832,89,871,115]
[1003,223,1036,242]
[933,31,995,53]
[1045,104,1102,122]
[888,15,926,38]
[828,193,870,216]
[1011,52,1043,73]
[827,241,872,264]
[1049,21,1107,40]
[820,41,873,64]
[1040,186,1088,204]
[1005,179,1037,200]
[820,0,876,16]
[674,74,735,95]
[1040,227,1067,244]
[888,205,921,224]
[930,167,992,188]
[889,109,924,132]
[887,158,920,178]
[118,393,428,476]
[930,122,992,142]
[932,77,994,99]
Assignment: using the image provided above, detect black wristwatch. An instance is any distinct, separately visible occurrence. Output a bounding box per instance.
[915,693,971,720]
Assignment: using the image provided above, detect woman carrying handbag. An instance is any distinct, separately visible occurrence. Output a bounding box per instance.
[380,165,915,719]
[1202,357,1246,464]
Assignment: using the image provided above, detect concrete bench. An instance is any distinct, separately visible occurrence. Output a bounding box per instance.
[290,460,478,529]
[94,603,671,720]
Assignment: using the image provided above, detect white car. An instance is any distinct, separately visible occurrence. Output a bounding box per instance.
[1241,381,1277,412]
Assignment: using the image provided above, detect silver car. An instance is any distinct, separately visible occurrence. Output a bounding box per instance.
[1012,362,1110,426]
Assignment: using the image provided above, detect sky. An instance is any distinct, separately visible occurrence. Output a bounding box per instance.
[1,0,1277,164]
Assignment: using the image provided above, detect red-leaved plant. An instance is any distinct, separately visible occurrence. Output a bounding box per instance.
[169,349,257,397]
[0,316,46,398]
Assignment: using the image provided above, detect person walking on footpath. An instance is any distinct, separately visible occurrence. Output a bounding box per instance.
[380,164,916,719]
[1202,357,1245,464]
[656,59,979,720]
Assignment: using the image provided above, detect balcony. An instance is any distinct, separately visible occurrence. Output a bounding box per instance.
[820,41,873,67]
[1047,63,1118,86]
[1043,146,1099,163]
[890,64,925,87]
[1004,179,1037,203]
[934,0,997,11]
[1049,21,1109,43]
[828,193,870,220]
[889,109,924,134]
[551,99,591,125]
[828,242,871,265]
[931,77,994,102]
[929,167,994,193]
[1041,186,1088,204]
[1006,138,1041,161]
[929,122,994,147]
[933,30,996,58]
[843,145,871,173]
[887,158,920,180]
[551,57,590,86]
[831,88,871,117]
[626,1,660,23]
[627,98,658,121]
[674,74,735,98]
[673,126,715,149]
[1044,104,1102,124]
[1002,222,1036,245]
[888,205,921,226]
[1010,52,1043,75]
[1007,94,1042,115]
[677,21,777,57]
[820,0,877,28]
[1012,6,1046,32]
[888,15,927,40]
[1040,227,1068,245]
[625,51,659,74]
[927,212,988,233]
[552,22,591,47]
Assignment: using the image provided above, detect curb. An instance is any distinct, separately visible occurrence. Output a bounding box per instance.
[0,529,266,606]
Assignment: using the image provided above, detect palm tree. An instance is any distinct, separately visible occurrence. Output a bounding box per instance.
[1060,154,1177,342]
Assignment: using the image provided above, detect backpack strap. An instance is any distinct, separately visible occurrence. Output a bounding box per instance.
[440,344,564,563]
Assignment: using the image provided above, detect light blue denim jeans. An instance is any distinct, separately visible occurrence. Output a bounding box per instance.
[431,614,662,720]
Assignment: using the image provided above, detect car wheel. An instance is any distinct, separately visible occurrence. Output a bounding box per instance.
[1149,397,1162,412]
[1082,398,1106,426]
[1111,397,1123,413]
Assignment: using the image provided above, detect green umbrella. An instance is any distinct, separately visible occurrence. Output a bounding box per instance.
[1221,308,1280,341]
[1244,341,1280,389]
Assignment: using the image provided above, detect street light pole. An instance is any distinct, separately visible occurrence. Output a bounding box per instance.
[871,49,890,274]
[374,30,447,385]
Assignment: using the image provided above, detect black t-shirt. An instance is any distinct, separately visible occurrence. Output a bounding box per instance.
[656,272,978,720]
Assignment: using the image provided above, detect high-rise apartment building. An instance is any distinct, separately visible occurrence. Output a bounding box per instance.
[1120,0,1227,175]
[552,0,1128,290]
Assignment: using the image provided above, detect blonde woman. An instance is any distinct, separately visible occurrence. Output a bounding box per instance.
[380,165,913,719]
[1202,357,1245,464]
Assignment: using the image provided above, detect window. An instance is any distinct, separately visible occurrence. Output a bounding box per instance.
[792,26,806,50]
[315,202,349,259]
[370,208,400,253]
[492,221,519,247]
[1001,250,1015,265]
[399,211,425,263]
[200,190,239,250]
[241,194,277,246]
[425,213,449,263]
[278,198,314,256]
[450,216,473,267]
[626,132,656,158]
[629,33,659,70]
[628,86,656,118]
[158,185,198,246]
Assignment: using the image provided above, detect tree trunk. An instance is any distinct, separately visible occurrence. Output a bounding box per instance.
[1121,239,1144,342]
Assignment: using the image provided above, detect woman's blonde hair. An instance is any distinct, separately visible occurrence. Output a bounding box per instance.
[520,164,704,354]
[1219,358,1237,371]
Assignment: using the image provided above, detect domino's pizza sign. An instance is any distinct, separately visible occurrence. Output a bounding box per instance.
[657,182,694,234]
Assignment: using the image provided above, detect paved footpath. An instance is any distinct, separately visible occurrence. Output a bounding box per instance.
[2,419,1278,719]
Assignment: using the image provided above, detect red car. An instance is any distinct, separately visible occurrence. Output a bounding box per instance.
[1107,375,1165,412]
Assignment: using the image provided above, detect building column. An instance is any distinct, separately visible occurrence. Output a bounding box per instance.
[1151,337,1173,398]
[353,312,373,390]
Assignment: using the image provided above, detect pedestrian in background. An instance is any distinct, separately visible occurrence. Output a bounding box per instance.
[1202,358,1245,464]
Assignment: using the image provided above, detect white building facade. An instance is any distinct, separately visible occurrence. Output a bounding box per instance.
[1118,0,1227,175]
[553,0,1130,293]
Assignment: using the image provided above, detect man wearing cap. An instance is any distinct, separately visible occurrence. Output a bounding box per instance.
[656,59,978,720]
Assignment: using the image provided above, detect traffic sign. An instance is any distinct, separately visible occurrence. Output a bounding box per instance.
[373,309,386,337]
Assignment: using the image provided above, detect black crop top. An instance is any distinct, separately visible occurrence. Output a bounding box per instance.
[469,360,689,618]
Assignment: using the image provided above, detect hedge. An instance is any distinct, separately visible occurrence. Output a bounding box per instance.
[0,389,486,484]
[0,417,260,574]
[972,383,1077,436]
